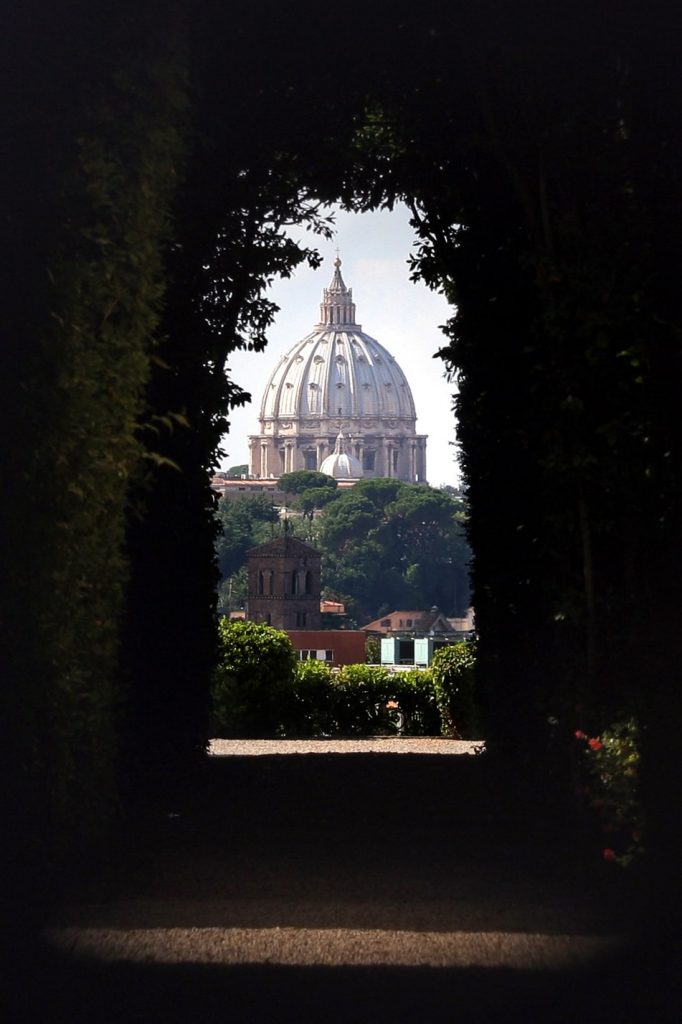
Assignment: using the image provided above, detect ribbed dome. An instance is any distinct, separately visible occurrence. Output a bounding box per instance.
[319,431,363,479]
[259,257,417,426]
[249,257,427,484]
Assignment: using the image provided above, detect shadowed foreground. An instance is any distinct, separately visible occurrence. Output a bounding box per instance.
[12,749,680,1022]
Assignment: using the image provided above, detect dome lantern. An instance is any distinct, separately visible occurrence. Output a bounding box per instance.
[318,255,358,328]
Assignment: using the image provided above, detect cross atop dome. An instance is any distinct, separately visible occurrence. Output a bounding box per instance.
[319,254,359,327]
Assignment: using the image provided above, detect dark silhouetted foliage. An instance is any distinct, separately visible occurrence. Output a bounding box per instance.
[3,0,681,912]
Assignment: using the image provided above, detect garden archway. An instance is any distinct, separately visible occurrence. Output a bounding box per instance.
[4,1,681,894]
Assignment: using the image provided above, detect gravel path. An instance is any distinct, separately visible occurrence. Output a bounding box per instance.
[28,747,676,1023]
[209,737,484,756]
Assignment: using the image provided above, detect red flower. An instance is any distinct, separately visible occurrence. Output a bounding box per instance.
[588,737,603,751]
[574,730,587,741]
[602,848,617,862]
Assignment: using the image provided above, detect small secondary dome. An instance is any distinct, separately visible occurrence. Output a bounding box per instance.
[319,431,363,479]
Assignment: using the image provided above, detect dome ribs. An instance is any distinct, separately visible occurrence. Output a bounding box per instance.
[248,259,426,482]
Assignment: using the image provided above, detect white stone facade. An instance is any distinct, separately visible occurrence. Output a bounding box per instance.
[248,258,427,483]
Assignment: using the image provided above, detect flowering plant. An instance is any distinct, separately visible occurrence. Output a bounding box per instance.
[574,717,644,867]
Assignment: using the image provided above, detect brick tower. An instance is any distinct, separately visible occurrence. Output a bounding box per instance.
[246,535,321,630]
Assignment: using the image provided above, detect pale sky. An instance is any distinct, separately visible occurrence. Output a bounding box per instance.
[219,203,461,488]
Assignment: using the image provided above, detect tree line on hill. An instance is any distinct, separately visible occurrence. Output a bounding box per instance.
[215,473,471,625]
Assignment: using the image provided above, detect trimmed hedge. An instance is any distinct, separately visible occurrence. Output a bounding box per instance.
[211,622,476,738]
[1,18,189,896]
[212,620,297,738]
[431,642,478,739]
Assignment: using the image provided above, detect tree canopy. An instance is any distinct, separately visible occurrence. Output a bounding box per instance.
[214,494,279,611]
[214,479,470,624]
[278,471,337,496]
[317,480,471,623]
[278,471,339,521]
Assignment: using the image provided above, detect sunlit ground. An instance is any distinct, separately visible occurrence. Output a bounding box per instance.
[208,738,485,756]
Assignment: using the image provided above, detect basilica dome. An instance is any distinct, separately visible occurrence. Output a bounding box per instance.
[248,257,427,483]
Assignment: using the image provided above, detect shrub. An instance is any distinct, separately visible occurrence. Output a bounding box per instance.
[430,642,478,738]
[365,635,381,664]
[289,664,445,737]
[212,629,462,739]
[288,660,336,737]
[212,619,296,737]
[390,669,441,736]
[333,664,395,735]
[574,717,644,867]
